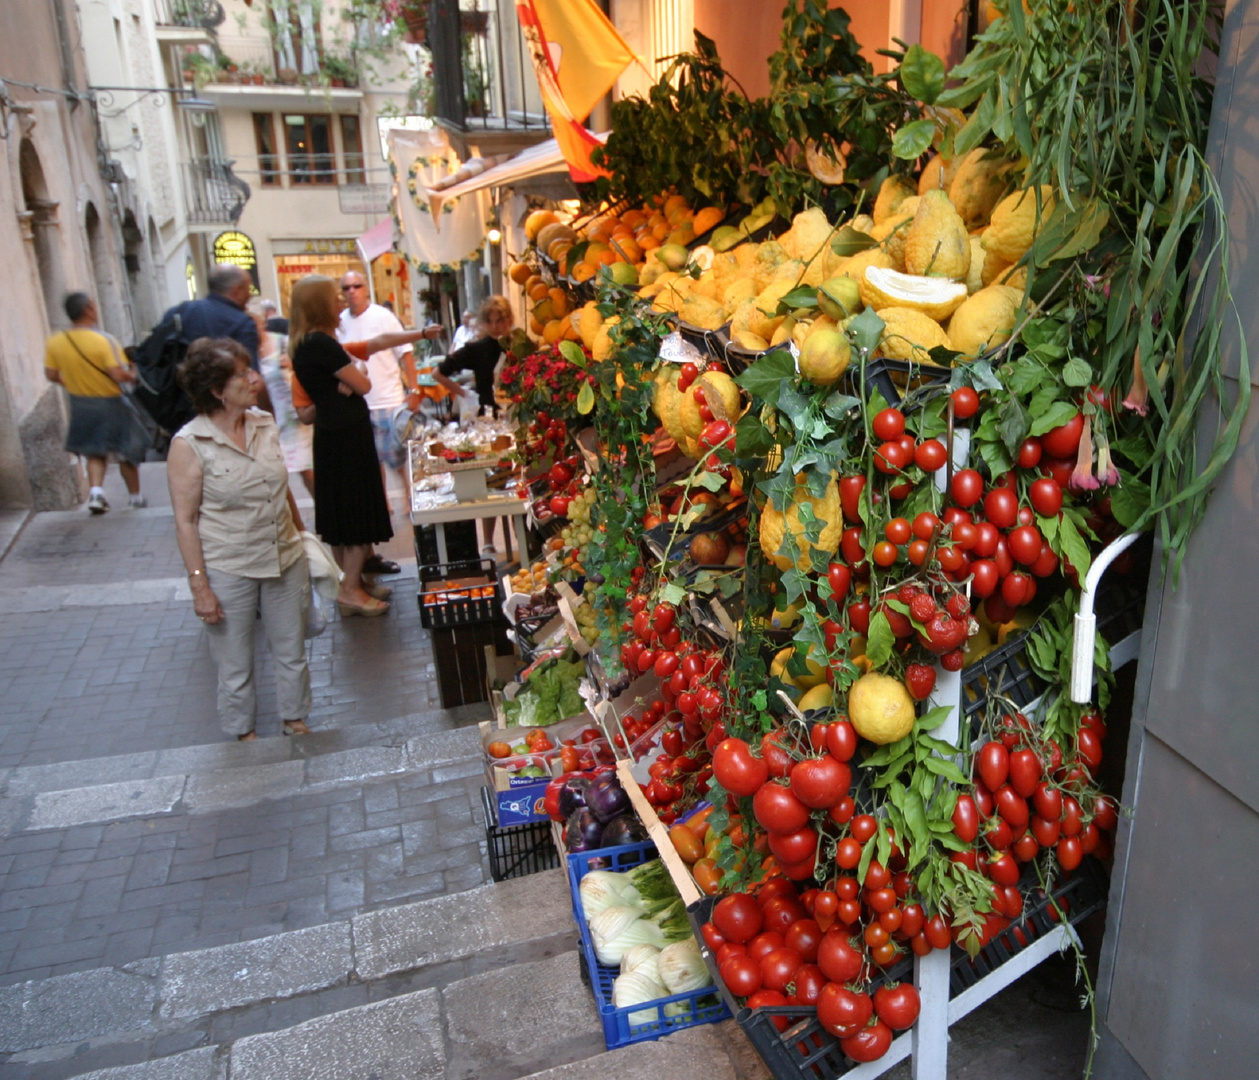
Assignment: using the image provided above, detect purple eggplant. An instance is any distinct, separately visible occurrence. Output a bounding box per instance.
[584,772,630,823]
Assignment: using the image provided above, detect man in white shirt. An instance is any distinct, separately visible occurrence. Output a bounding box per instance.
[450,309,476,353]
[336,272,440,527]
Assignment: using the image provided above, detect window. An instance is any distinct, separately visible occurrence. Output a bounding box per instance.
[340,115,365,184]
[253,114,281,186]
[270,0,321,76]
[284,114,334,184]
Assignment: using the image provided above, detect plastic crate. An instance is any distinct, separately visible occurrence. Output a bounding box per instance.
[687,895,912,1080]
[567,841,731,1049]
[948,856,1110,993]
[845,357,951,412]
[960,633,1050,726]
[480,787,561,882]
[419,558,502,629]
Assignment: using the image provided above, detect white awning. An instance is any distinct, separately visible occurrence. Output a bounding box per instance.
[427,133,608,220]
[356,218,395,264]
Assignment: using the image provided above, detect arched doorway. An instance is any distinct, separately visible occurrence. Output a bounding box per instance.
[20,138,65,332]
[84,202,126,337]
[123,210,156,337]
[14,138,79,510]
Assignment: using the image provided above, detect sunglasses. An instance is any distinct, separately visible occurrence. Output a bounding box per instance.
[341,283,365,291]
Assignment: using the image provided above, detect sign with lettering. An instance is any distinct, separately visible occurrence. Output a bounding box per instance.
[213,231,260,290]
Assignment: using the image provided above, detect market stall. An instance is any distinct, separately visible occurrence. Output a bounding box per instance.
[421,3,1240,1076]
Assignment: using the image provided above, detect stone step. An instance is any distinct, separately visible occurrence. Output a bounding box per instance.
[0,871,584,1078]
[1,726,486,836]
[1,708,483,801]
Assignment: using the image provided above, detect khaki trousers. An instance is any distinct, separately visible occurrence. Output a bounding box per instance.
[204,559,312,736]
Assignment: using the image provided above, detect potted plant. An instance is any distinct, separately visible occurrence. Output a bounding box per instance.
[182,49,217,90]
[322,52,359,89]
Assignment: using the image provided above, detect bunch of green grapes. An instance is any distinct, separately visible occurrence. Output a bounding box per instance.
[559,489,596,555]
[573,598,599,645]
[569,486,596,525]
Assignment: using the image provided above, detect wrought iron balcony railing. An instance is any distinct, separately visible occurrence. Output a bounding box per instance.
[182,159,250,225]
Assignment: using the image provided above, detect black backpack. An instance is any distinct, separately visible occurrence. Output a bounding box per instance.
[132,304,194,436]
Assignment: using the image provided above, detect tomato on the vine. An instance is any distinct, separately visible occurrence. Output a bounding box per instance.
[915,438,947,472]
[951,469,984,508]
[951,386,980,418]
[873,982,921,1031]
[872,407,906,440]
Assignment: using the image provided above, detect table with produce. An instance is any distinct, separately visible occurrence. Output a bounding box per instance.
[475,2,1240,1075]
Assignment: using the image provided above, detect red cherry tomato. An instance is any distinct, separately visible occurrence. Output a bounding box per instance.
[951,386,980,419]
[872,407,906,440]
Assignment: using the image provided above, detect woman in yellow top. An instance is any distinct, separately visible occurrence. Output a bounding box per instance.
[44,292,148,513]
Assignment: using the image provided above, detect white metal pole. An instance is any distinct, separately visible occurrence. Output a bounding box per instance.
[1070,531,1141,702]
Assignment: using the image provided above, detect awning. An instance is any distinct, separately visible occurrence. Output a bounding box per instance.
[355,218,395,264]
[427,133,608,221]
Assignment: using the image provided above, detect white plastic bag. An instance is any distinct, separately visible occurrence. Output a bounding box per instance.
[302,530,342,602]
[457,390,481,421]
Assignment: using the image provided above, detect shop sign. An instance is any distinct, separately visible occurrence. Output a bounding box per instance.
[213,231,260,289]
[301,238,358,255]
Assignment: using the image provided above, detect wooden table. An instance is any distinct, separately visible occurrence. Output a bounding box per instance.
[410,491,530,566]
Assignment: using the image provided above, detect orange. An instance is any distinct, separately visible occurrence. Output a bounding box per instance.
[527,280,550,302]
[571,261,597,282]
[508,262,532,285]
[547,287,569,317]
[663,193,689,217]
[610,237,642,264]
[693,206,726,234]
[532,297,556,323]
[638,234,661,252]
[529,315,544,336]
[524,210,558,240]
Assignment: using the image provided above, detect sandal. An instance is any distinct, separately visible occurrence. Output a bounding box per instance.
[364,580,393,601]
[283,720,312,736]
[237,731,258,742]
[363,555,401,575]
[337,596,390,618]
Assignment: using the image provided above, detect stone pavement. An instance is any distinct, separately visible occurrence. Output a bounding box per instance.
[0,462,1091,1079]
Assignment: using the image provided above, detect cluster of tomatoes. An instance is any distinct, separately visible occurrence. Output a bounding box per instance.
[531,455,584,519]
[618,596,731,821]
[522,410,571,468]
[954,709,1117,904]
[701,878,922,1063]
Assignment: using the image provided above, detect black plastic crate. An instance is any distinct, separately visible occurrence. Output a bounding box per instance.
[948,856,1110,993]
[419,558,502,629]
[480,787,560,882]
[687,895,911,1080]
[845,357,951,412]
[960,634,1050,725]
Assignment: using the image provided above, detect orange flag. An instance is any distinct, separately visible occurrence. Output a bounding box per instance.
[515,0,635,181]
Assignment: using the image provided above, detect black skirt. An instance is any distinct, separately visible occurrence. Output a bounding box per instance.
[312,420,393,547]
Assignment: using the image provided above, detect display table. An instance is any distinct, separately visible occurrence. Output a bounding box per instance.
[410,491,530,565]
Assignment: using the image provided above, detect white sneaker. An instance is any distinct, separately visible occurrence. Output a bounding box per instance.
[87,492,109,515]
[128,494,148,509]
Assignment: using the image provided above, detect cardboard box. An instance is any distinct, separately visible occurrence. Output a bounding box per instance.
[486,752,558,826]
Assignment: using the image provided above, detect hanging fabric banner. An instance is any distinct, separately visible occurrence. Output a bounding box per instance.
[389,127,487,272]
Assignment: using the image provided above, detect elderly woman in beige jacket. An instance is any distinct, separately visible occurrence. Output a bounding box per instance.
[167,337,313,741]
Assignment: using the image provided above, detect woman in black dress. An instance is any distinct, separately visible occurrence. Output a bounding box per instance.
[289,275,391,617]
[434,294,513,413]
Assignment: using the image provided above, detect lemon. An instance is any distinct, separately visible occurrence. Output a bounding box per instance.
[799,329,852,387]
[848,672,916,744]
[860,266,968,321]
[904,190,971,281]
[874,175,918,225]
[758,471,843,572]
[947,284,1023,359]
[874,307,953,363]
[798,683,835,713]
[918,152,961,197]
[818,276,862,320]
[982,185,1054,265]
[948,148,1012,231]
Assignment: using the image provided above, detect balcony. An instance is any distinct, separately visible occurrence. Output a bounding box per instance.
[427,0,550,156]
[154,0,223,45]
[182,160,250,227]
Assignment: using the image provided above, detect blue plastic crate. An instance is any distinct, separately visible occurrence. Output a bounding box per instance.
[566,840,731,1049]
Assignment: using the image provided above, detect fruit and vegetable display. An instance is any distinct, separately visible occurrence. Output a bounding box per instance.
[502,653,587,728]
[482,0,1240,1072]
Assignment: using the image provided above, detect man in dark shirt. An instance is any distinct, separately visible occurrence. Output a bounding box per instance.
[169,265,260,367]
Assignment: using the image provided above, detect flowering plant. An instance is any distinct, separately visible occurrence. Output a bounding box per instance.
[499,343,597,428]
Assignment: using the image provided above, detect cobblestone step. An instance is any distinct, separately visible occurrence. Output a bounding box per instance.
[0,726,485,835]
[0,872,590,1080]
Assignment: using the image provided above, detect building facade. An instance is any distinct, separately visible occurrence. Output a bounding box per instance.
[0,0,140,509]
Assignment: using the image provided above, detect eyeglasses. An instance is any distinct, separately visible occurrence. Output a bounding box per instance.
[341,283,365,291]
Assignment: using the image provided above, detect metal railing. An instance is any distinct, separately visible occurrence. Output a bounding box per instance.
[154,0,226,29]
[429,0,548,132]
[182,160,250,224]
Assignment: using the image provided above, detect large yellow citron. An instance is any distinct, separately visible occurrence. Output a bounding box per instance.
[758,472,842,573]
